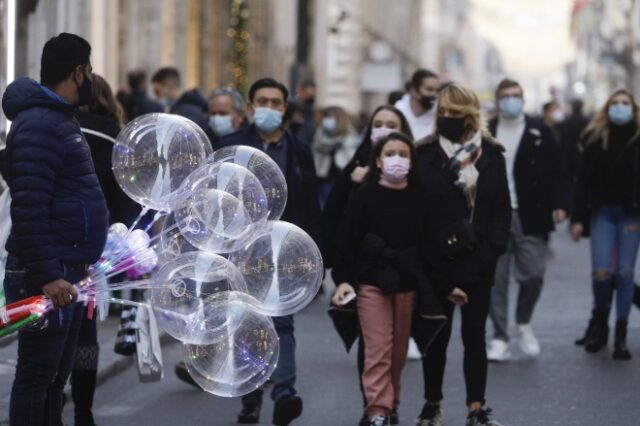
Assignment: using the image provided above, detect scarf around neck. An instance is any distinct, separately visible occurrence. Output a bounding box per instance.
[439,130,483,195]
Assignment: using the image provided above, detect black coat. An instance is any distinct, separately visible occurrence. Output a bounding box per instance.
[489,116,570,236]
[171,89,210,135]
[75,111,141,226]
[572,126,640,235]
[416,136,511,296]
[320,141,370,266]
[1,78,108,289]
[129,90,163,119]
[218,124,322,245]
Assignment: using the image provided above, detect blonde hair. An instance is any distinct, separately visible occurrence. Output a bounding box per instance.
[583,89,640,149]
[434,83,491,140]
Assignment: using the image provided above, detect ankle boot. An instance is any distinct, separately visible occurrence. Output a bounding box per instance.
[575,309,599,346]
[71,369,98,426]
[585,309,609,353]
[613,319,632,360]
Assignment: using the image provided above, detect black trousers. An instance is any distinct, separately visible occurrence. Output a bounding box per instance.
[421,284,491,405]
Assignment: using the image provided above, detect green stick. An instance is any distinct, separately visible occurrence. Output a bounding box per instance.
[0,313,41,339]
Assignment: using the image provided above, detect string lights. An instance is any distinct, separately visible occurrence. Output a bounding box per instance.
[227,0,250,94]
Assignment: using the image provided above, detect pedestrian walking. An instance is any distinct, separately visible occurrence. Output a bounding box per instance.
[312,106,360,208]
[331,132,444,426]
[321,105,414,426]
[120,69,163,122]
[72,72,138,426]
[559,99,590,215]
[295,79,317,145]
[486,79,570,361]
[206,87,249,148]
[1,33,109,426]
[219,77,321,426]
[415,83,511,426]
[571,88,640,360]
[394,69,440,140]
[151,67,210,135]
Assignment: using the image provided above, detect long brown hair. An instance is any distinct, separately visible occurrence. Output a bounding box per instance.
[90,73,124,126]
[583,89,640,149]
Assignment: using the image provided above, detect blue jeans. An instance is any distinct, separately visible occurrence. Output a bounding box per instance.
[590,205,640,320]
[4,255,86,426]
[242,315,296,405]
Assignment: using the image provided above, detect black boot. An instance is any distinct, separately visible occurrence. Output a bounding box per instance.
[613,319,632,360]
[585,309,609,353]
[71,369,98,426]
[575,310,599,346]
[634,283,640,309]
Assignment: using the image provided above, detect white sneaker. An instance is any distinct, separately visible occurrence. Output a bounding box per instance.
[407,338,422,360]
[487,339,511,362]
[517,324,541,356]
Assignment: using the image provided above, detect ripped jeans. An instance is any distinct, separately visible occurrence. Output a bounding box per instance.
[590,205,640,320]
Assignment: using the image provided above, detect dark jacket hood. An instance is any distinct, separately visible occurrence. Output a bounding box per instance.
[2,77,74,120]
[175,89,208,111]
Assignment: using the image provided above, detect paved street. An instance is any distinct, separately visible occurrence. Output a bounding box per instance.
[52,230,640,425]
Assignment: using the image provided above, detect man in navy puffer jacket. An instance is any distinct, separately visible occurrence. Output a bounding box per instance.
[1,33,108,426]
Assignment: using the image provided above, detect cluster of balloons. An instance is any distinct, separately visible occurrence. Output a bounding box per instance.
[104,113,323,397]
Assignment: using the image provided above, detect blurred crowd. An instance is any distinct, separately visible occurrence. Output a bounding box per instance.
[3,32,640,426]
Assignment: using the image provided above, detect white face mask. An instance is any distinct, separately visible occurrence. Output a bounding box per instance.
[381,155,410,183]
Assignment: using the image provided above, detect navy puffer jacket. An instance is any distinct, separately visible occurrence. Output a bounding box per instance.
[1,78,108,290]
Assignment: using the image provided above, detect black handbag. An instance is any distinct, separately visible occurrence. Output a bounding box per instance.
[437,195,478,260]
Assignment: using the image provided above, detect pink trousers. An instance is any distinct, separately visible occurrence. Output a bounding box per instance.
[357,284,415,418]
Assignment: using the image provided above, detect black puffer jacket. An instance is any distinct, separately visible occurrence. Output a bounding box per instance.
[1,78,108,289]
[415,135,511,296]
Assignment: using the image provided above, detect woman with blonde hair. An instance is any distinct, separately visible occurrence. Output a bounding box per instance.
[571,89,640,360]
[312,106,360,208]
[414,83,511,426]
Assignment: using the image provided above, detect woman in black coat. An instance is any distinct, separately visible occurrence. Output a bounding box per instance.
[414,83,511,426]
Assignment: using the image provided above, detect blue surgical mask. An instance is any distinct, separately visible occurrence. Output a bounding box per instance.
[158,97,173,109]
[322,116,337,133]
[608,103,633,126]
[253,107,283,133]
[209,114,235,137]
[499,96,524,119]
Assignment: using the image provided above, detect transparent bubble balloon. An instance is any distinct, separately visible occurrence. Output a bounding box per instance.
[210,146,287,220]
[103,223,128,257]
[178,161,269,226]
[228,221,323,316]
[149,252,247,344]
[158,213,200,262]
[183,291,279,397]
[174,184,256,254]
[112,113,213,212]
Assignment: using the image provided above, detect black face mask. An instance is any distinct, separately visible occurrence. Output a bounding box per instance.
[437,116,467,143]
[419,95,436,111]
[76,71,94,107]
